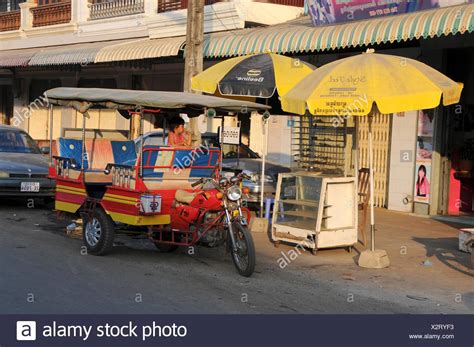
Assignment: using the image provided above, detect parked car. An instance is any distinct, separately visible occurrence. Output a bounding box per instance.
[203,133,291,206]
[0,125,55,198]
[134,130,167,152]
[136,130,290,206]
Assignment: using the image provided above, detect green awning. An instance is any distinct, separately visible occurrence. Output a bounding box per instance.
[204,3,474,58]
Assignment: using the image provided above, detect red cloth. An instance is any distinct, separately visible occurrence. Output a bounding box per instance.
[168,131,186,146]
[416,178,430,197]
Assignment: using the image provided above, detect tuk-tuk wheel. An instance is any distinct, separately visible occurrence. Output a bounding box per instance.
[83,207,115,256]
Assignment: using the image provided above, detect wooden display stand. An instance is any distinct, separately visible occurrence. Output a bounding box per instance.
[271,172,358,253]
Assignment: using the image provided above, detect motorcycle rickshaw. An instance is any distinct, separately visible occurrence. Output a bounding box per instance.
[45,87,271,277]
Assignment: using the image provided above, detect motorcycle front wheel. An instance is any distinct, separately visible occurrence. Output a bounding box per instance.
[230,222,256,277]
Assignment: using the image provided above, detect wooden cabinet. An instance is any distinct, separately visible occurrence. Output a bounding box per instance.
[271,172,358,252]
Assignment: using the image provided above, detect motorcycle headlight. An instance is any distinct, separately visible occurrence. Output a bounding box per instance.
[227,186,242,201]
[0,171,9,178]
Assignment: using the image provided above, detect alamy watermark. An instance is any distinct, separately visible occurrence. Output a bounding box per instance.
[12,93,50,128]
[330,93,369,127]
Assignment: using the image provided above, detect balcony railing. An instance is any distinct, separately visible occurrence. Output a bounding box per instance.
[157,0,219,13]
[90,0,145,20]
[264,0,305,6]
[32,1,71,27]
[0,0,305,31]
[0,10,21,32]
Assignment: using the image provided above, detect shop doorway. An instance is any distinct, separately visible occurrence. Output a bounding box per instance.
[443,48,474,216]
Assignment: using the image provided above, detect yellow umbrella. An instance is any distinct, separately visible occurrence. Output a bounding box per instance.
[282,50,462,116]
[281,50,463,268]
[192,53,315,98]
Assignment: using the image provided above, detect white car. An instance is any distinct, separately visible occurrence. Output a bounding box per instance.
[0,125,55,198]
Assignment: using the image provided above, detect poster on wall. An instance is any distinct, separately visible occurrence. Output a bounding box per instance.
[414,110,434,204]
[414,162,432,203]
[307,0,470,27]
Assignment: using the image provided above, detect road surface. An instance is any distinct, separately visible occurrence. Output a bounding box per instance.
[0,199,470,314]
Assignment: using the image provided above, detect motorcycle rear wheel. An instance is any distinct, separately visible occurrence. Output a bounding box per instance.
[230,222,256,277]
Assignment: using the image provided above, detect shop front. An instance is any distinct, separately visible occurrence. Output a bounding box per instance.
[201,2,474,217]
[441,47,474,216]
[0,69,13,125]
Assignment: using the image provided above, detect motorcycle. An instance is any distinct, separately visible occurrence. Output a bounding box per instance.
[147,172,256,277]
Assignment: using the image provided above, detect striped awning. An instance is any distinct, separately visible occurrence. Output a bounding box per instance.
[28,41,108,66]
[94,36,186,63]
[0,48,38,67]
[0,36,185,68]
[204,3,474,58]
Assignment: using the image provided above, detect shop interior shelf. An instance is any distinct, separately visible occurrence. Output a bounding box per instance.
[275,219,317,230]
[276,209,317,218]
[277,199,319,207]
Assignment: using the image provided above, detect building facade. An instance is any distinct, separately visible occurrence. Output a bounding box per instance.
[198,2,474,217]
[0,0,304,139]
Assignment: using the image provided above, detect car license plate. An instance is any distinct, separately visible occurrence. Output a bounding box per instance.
[21,182,40,192]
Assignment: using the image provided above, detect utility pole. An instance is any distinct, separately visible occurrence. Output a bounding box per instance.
[184,0,205,145]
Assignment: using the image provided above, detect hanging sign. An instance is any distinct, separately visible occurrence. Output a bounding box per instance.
[307,0,468,27]
[222,126,241,145]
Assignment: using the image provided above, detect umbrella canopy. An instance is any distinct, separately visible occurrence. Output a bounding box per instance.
[191,53,315,98]
[281,50,463,116]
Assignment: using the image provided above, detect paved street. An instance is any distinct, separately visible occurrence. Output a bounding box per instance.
[0,199,472,314]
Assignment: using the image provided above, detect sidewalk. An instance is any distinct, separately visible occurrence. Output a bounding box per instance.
[254,208,474,314]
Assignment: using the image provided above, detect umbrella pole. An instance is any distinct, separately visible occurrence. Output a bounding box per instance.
[48,104,53,165]
[260,116,268,218]
[358,111,389,268]
[220,116,224,175]
[368,113,375,252]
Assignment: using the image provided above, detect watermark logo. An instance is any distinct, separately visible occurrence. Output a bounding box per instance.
[16,321,37,341]
[400,150,413,163]
[330,93,369,127]
[13,93,50,128]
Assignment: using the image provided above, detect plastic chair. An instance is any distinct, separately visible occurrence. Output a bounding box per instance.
[264,198,275,222]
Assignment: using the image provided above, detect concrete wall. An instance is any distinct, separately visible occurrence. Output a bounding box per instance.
[266,115,292,167]
[387,111,418,212]
[0,2,302,50]
[248,113,292,167]
[13,106,130,140]
[249,112,264,156]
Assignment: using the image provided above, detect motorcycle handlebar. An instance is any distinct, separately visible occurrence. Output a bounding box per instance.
[192,173,249,189]
[191,179,204,187]
[240,173,252,181]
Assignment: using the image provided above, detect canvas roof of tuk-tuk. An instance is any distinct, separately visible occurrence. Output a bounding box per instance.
[45,87,271,115]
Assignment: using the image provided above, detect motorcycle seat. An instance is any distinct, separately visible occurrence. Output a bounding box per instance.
[175,190,198,204]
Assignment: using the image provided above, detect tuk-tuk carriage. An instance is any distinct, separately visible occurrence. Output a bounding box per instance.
[45,87,271,277]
